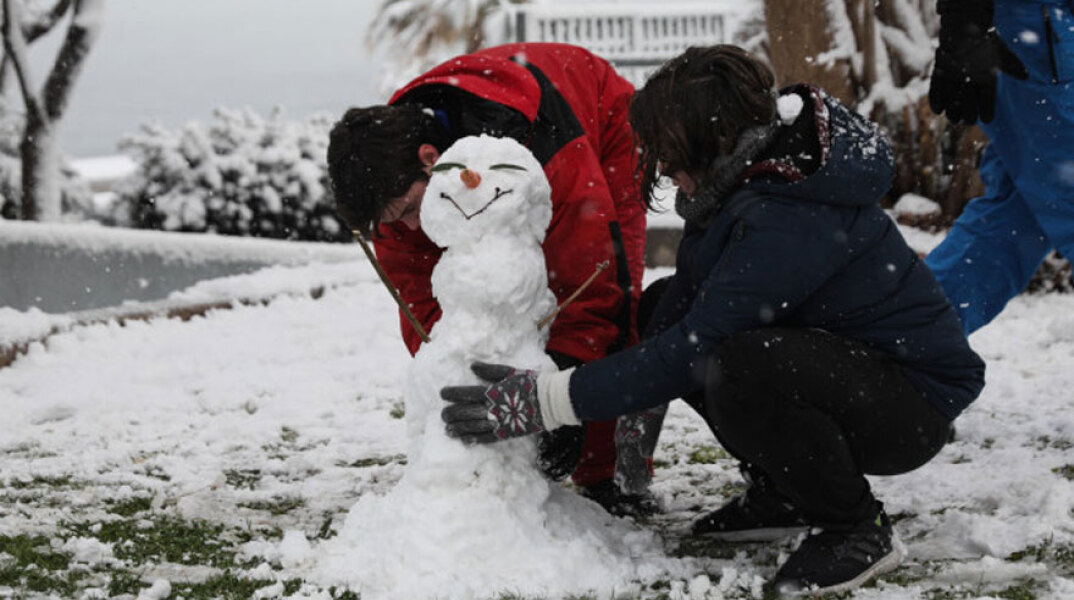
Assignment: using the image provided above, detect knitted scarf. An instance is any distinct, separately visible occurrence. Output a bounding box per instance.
[675,122,780,227]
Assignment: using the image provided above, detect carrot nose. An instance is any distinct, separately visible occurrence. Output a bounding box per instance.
[460,168,481,189]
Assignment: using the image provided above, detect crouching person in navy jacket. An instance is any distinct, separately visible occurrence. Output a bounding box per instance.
[440,45,985,597]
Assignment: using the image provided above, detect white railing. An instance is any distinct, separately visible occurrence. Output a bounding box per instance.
[504,2,752,84]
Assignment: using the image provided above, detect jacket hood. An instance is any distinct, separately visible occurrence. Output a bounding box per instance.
[389,52,540,123]
[741,84,895,208]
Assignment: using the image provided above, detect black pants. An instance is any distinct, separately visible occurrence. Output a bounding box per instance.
[687,327,952,527]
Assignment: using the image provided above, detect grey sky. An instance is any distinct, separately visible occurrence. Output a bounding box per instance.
[26,0,382,157]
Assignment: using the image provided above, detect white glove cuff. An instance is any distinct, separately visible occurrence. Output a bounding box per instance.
[536,368,581,430]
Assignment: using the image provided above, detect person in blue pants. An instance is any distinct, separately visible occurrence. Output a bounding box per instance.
[926,0,1074,334]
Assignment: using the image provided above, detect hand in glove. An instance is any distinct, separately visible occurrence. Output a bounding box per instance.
[929,0,1028,124]
[441,362,579,444]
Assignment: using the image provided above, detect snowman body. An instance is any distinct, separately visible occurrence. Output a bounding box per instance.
[404,134,557,466]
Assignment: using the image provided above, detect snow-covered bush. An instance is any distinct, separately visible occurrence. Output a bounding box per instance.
[114,108,350,243]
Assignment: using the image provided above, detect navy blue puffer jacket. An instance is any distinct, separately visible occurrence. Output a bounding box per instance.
[569,85,985,422]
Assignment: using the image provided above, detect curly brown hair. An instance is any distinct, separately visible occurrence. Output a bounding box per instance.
[629,45,777,208]
[327,105,450,237]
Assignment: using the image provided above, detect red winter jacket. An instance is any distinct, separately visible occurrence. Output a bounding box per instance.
[375,43,646,364]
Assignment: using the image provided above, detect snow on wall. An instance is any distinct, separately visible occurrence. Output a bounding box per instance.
[0,220,360,314]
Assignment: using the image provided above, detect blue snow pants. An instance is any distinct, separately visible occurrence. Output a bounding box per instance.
[925,0,1074,334]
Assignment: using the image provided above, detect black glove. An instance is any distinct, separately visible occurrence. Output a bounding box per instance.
[537,425,584,481]
[929,0,1028,125]
[441,362,547,444]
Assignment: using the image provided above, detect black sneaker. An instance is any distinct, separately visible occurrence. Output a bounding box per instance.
[691,482,808,541]
[580,479,661,518]
[773,511,904,597]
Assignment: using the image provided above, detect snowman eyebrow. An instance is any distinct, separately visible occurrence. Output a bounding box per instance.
[488,163,527,172]
[430,162,467,173]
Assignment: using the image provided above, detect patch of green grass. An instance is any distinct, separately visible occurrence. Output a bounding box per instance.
[107,570,147,596]
[1033,435,1073,451]
[280,426,300,444]
[140,464,171,482]
[714,480,747,500]
[390,402,406,419]
[224,468,262,490]
[283,578,303,595]
[807,591,853,600]
[338,454,407,468]
[238,495,305,516]
[924,587,974,600]
[105,495,153,517]
[0,534,71,571]
[994,578,1042,600]
[1010,538,1074,575]
[66,515,258,569]
[168,570,276,600]
[687,445,728,465]
[923,578,1043,600]
[1010,541,1050,562]
[328,586,361,600]
[316,512,338,540]
[1054,543,1074,570]
[1052,464,1074,481]
[5,475,77,490]
[0,534,82,596]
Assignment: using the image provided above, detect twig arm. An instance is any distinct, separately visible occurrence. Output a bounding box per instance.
[537,261,610,330]
[352,230,431,344]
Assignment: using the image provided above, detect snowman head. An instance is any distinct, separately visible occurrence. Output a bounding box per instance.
[421,135,552,248]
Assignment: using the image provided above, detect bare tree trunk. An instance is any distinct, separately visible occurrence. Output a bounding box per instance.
[764,0,857,105]
[1,0,102,222]
[20,112,59,221]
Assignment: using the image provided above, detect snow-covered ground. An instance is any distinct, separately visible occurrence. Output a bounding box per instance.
[1,249,1073,599]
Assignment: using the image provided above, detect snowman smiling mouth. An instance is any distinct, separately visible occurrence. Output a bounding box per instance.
[431,161,528,220]
[439,187,513,220]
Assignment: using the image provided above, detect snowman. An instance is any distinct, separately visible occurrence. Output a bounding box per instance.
[315,135,660,600]
[403,133,558,468]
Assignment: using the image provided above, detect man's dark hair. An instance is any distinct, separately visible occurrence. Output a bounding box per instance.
[629,45,777,208]
[327,104,450,236]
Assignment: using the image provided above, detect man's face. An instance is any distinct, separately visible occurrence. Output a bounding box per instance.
[381,178,429,231]
[379,143,439,231]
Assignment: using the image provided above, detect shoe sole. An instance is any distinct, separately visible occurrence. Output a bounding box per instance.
[696,525,809,542]
[776,539,906,597]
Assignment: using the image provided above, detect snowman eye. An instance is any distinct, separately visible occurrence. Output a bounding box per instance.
[431,162,467,173]
[489,163,527,172]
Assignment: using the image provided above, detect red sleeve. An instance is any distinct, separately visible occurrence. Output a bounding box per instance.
[372,224,443,356]
[542,138,632,363]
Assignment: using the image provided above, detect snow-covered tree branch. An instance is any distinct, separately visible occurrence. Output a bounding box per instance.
[0,0,102,221]
[368,0,524,91]
[764,0,987,218]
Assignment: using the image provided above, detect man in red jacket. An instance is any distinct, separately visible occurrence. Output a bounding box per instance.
[327,43,656,513]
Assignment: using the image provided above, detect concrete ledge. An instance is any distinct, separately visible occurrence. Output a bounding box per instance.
[0,220,360,313]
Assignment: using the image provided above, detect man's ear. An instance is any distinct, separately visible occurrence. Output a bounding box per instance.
[418,144,440,174]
